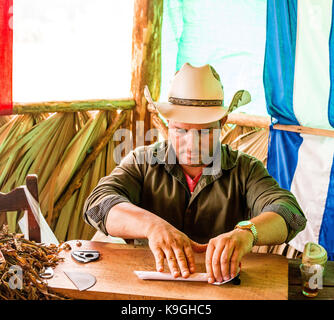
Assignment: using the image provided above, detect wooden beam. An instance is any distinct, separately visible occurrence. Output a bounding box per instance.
[273,123,334,138]
[131,0,163,147]
[227,113,334,138]
[227,113,271,128]
[146,108,334,138]
[12,98,135,114]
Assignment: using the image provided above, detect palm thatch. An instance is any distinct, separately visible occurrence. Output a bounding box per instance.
[0,111,126,242]
[0,115,10,128]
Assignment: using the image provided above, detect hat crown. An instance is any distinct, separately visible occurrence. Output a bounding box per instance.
[168,63,224,103]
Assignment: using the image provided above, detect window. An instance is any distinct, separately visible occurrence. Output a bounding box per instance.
[13,0,134,102]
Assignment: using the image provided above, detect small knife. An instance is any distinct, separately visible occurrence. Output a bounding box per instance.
[64,271,97,291]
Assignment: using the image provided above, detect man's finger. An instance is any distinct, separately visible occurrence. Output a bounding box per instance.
[183,244,196,274]
[152,247,165,272]
[220,242,234,281]
[205,242,215,283]
[173,247,191,278]
[211,243,225,283]
[164,248,181,278]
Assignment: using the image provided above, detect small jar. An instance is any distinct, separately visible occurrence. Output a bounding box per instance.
[300,242,327,298]
[302,242,327,273]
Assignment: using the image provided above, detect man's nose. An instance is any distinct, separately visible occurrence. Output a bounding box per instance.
[186,129,200,150]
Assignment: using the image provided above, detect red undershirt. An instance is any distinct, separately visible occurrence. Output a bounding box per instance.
[183,170,202,193]
[182,169,242,271]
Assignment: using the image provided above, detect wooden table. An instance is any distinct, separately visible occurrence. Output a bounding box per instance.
[288,258,334,300]
[47,240,288,300]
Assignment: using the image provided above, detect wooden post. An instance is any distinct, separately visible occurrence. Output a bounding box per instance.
[131,0,163,148]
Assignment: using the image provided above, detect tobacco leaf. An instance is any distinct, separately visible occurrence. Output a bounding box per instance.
[0,225,70,300]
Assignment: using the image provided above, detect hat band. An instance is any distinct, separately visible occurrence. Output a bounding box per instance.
[168,97,223,107]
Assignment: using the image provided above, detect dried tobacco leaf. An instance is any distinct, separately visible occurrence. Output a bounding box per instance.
[0,225,70,300]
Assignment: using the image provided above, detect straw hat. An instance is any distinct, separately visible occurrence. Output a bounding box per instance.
[144,62,251,124]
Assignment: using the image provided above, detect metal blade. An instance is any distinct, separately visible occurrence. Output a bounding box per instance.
[39,266,54,279]
[64,271,97,291]
[71,250,100,263]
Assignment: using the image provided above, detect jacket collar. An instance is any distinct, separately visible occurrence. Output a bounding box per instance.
[155,141,237,204]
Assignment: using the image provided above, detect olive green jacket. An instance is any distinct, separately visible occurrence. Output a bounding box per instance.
[83,141,306,244]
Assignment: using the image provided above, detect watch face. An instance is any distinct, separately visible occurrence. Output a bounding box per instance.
[238,221,251,227]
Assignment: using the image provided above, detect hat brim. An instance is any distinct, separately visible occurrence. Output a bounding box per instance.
[155,102,229,124]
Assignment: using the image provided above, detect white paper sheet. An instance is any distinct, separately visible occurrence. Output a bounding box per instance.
[134,271,240,285]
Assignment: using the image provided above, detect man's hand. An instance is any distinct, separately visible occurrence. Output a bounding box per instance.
[147,222,207,278]
[205,229,253,283]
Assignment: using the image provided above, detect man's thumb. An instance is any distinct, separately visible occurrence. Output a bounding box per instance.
[191,240,208,253]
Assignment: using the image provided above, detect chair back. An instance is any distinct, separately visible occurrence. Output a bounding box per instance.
[0,174,41,242]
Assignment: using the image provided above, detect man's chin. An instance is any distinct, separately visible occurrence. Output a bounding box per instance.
[179,158,205,167]
[183,163,205,167]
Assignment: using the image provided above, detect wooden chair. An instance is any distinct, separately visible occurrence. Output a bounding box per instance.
[0,174,41,242]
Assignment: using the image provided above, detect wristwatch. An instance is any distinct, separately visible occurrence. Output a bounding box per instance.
[235,221,258,246]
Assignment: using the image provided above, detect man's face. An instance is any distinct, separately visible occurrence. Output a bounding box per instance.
[168,119,223,167]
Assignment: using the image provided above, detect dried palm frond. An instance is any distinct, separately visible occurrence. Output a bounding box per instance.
[106,137,117,176]
[69,150,106,240]
[0,115,10,128]
[221,124,255,147]
[53,189,79,241]
[0,113,82,233]
[229,128,269,165]
[76,145,108,240]
[76,111,92,128]
[1,113,78,192]
[53,111,124,241]
[0,115,36,226]
[40,111,109,229]
[28,113,78,190]
[54,142,107,241]
[0,115,34,166]
[0,109,124,241]
[32,113,50,123]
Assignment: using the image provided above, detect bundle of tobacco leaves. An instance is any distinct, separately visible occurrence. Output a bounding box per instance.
[0,225,69,300]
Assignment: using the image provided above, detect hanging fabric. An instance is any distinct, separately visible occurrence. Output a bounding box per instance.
[0,0,13,116]
[264,0,334,260]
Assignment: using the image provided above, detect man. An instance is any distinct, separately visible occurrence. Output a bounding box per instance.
[83,63,306,284]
